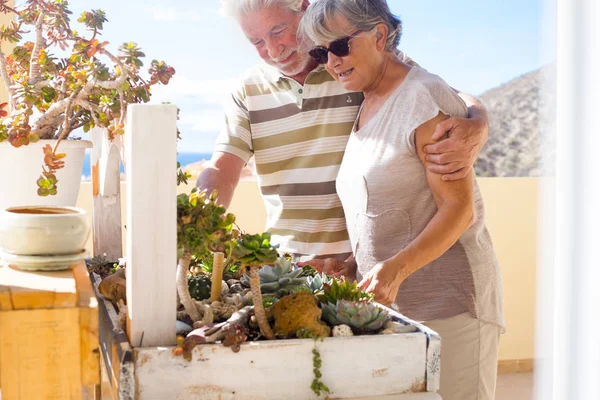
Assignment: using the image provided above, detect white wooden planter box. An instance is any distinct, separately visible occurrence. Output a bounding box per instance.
[92,105,442,400]
[95,277,441,400]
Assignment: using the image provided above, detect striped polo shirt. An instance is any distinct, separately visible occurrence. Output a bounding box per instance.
[215,53,414,260]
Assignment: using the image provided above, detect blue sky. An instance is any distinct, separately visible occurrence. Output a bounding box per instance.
[53,0,548,153]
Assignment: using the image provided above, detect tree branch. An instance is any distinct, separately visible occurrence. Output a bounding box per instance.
[0,45,16,112]
[29,11,46,85]
[53,85,82,151]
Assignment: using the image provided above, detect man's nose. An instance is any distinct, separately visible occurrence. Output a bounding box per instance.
[266,38,283,59]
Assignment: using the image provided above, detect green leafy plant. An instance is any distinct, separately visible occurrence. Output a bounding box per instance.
[258,256,307,296]
[231,232,278,339]
[310,340,330,397]
[317,278,373,305]
[321,300,389,334]
[176,189,235,322]
[0,1,175,195]
[191,251,240,281]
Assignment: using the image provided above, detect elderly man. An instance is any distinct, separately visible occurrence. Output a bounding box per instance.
[197,0,489,263]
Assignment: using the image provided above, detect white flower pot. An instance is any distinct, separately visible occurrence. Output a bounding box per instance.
[0,206,90,256]
[0,139,92,210]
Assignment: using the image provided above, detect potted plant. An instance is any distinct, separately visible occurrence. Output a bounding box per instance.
[0,0,174,210]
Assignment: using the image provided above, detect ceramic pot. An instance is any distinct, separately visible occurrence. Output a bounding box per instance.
[0,206,90,256]
[0,139,92,211]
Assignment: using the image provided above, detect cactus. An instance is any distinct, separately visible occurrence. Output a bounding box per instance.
[321,300,389,334]
[259,256,308,296]
[188,274,211,301]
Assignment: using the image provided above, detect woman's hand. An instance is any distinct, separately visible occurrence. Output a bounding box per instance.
[358,258,408,306]
[297,258,357,281]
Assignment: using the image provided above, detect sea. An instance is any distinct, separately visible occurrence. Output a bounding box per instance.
[81,151,212,180]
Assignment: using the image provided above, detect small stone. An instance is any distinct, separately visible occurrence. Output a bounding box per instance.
[228,283,244,293]
[226,279,239,287]
[382,320,418,334]
[176,320,193,336]
[332,324,354,337]
[220,281,229,295]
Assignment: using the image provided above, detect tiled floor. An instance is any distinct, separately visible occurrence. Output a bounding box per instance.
[496,372,534,400]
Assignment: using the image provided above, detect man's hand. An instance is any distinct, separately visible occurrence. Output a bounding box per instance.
[297,257,357,282]
[358,258,408,306]
[422,115,488,181]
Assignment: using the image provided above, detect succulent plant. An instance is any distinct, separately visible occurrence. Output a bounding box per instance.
[300,264,318,277]
[306,272,334,294]
[321,300,389,334]
[176,189,236,323]
[231,232,279,266]
[258,256,307,296]
[191,252,239,281]
[188,274,211,301]
[317,278,373,305]
[232,232,280,340]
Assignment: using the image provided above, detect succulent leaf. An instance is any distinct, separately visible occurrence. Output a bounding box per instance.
[321,300,389,334]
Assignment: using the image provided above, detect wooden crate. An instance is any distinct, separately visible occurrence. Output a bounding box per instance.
[0,261,100,399]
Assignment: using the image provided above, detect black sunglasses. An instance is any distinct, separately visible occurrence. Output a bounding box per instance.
[308,31,363,64]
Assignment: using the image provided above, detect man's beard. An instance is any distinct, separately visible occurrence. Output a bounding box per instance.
[270,47,312,77]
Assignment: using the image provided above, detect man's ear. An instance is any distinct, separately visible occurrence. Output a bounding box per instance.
[301,0,310,11]
[375,23,389,51]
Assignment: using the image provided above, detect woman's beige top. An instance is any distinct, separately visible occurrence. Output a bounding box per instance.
[336,67,504,329]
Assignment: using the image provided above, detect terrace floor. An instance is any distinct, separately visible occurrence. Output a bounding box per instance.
[496,372,534,400]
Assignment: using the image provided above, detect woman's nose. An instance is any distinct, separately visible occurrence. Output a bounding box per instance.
[327,51,342,69]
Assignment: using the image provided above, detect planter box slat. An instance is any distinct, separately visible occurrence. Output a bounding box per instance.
[134,334,427,400]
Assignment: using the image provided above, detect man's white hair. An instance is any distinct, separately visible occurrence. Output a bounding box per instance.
[221,0,304,18]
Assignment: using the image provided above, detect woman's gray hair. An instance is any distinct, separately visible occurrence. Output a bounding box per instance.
[299,0,402,52]
[221,0,304,18]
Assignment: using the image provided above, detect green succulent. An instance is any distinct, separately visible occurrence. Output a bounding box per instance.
[306,272,334,294]
[231,232,279,267]
[258,256,308,296]
[177,189,236,255]
[321,300,389,333]
[188,274,212,301]
[300,264,318,277]
[317,278,373,305]
[191,252,239,281]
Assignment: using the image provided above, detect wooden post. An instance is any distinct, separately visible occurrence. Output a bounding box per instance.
[210,252,225,302]
[91,127,123,261]
[125,104,178,347]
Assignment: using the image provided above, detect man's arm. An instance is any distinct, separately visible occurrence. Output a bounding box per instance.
[423,90,489,181]
[196,152,245,209]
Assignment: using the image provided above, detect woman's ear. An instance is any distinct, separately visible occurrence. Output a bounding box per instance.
[375,23,389,51]
[301,0,310,11]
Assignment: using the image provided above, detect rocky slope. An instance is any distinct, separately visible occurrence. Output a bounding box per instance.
[475,66,555,177]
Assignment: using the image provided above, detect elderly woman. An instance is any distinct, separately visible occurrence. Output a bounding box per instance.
[298,1,504,399]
